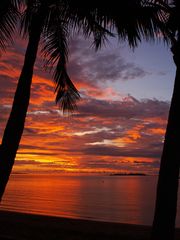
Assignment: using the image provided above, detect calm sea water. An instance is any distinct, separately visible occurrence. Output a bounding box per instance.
[1,174,180,227]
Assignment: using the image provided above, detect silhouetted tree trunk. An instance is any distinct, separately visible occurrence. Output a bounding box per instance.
[0,18,43,201]
[151,37,180,240]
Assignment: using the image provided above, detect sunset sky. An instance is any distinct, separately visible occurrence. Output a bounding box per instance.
[0,33,176,174]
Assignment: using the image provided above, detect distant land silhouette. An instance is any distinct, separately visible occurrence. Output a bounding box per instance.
[109,173,147,176]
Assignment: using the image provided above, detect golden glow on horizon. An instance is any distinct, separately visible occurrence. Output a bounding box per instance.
[12,109,165,174]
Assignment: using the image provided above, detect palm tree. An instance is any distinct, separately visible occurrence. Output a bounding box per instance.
[69,2,180,238]
[0,0,22,198]
[0,0,114,200]
[149,1,180,239]
[56,0,180,240]
[61,2,180,239]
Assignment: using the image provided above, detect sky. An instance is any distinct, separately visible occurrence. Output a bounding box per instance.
[0,32,176,175]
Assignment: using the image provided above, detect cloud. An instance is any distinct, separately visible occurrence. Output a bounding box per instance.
[82,145,161,158]
[67,36,148,88]
[75,96,169,120]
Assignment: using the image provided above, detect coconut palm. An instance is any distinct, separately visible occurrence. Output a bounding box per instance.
[69,2,180,239]
[58,2,180,239]
[0,0,116,200]
[149,1,180,239]
[0,0,22,197]
[68,1,180,239]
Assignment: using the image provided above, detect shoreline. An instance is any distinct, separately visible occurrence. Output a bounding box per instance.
[0,210,180,239]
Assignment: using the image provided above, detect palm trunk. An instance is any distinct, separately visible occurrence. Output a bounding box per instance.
[151,38,180,240]
[0,20,42,201]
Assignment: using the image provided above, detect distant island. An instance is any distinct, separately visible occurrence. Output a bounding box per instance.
[109,173,147,176]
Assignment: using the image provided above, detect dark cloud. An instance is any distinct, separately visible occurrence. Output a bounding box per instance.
[0,75,17,98]
[14,160,40,165]
[75,97,169,120]
[82,145,161,159]
[134,160,160,168]
[68,36,148,86]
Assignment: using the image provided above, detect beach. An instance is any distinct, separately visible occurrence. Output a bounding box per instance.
[0,210,180,240]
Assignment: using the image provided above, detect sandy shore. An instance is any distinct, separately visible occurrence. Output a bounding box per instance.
[0,210,180,240]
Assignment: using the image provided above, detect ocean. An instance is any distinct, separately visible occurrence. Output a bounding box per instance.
[1,174,180,227]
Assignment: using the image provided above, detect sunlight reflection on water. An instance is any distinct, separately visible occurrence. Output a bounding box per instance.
[1,174,180,227]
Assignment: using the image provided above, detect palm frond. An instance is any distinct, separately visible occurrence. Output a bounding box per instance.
[110,0,170,47]
[0,0,20,51]
[63,0,171,48]
[54,62,80,112]
[81,16,114,51]
[61,2,114,50]
[41,7,80,112]
[12,0,24,9]
[144,0,177,43]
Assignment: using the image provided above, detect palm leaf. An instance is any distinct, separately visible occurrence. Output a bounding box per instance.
[41,6,80,112]
[62,2,114,50]
[0,0,20,52]
[65,0,172,47]
[54,62,80,112]
[108,0,169,47]
[145,0,177,43]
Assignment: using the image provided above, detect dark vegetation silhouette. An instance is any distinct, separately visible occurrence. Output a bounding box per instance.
[150,1,180,240]
[0,0,22,199]
[0,1,20,51]
[61,3,180,239]
[0,0,114,201]
[0,1,179,240]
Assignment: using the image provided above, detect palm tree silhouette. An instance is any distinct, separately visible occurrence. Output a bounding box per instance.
[66,2,180,238]
[0,0,22,197]
[73,1,180,239]
[0,0,113,200]
[149,1,180,239]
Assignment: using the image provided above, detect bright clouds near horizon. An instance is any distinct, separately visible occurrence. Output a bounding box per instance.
[0,34,173,175]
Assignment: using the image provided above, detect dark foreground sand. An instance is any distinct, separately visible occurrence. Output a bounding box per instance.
[0,210,180,240]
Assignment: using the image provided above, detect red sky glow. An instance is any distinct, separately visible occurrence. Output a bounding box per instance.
[0,33,175,175]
